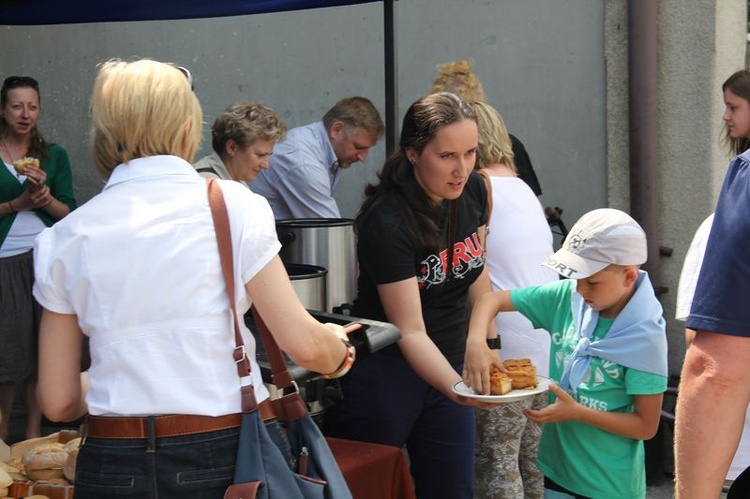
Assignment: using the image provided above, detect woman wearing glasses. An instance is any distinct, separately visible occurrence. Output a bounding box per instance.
[0,75,77,441]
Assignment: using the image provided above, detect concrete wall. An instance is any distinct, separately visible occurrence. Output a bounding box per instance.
[1,4,389,206]
[0,0,607,224]
[605,0,747,375]
[393,0,607,232]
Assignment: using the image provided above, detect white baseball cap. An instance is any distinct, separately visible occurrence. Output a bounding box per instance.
[542,208,647,279]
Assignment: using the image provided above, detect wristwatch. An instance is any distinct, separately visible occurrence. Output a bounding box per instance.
[486,337,501,350]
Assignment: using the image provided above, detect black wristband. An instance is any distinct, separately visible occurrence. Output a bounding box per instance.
[486,337,501,349]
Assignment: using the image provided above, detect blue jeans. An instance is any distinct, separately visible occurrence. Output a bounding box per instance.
[334,353,475,499]
[543,476,591,499]
[75,424,242,498]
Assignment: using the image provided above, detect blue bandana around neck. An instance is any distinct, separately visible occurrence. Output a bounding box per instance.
[559,270,668,395]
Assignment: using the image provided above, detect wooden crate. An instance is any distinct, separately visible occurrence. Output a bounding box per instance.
[9,481,74,499]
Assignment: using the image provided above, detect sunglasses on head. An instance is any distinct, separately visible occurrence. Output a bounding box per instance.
[175,66,194,91]
[3,76,39,89]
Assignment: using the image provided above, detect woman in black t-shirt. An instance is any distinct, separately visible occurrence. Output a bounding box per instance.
[333,93,490,499]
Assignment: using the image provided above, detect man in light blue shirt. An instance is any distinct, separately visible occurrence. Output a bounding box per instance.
[251,96,384,219]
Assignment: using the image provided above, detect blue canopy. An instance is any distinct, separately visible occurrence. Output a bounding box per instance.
[0,0,378,26]
[0,0,398,152]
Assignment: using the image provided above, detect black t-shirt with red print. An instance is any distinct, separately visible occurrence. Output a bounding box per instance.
[353,171,488,364]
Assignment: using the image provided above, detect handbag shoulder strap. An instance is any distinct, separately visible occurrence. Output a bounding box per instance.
[197,166,219,176]
[207,179,258,412]
[206,179,248,376]
[251,308,295,390]
[206,179,296,404]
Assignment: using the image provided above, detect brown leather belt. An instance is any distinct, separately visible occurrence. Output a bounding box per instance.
[86,400,278,439]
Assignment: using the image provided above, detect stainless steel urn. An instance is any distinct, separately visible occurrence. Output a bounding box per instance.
[276,218,356,312]
[285,263,327,311]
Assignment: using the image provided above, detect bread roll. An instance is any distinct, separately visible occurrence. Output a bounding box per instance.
[12,156,39,175]
[0,467,10,488]
[8,471,29,482]
[63,437,81,453]
[22,442,67,481]
[489,365,512,395]
[58,429,79,445]
[503,359,538,389]
[63,447,78,483]
[0,462,18,474]
[3,455,28,481]
[3,457,23,473]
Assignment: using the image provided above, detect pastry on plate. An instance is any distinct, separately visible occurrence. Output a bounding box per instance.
[503,358,538,389]
[489,364,512,395]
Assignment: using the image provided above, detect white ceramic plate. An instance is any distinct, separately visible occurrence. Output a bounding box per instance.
[452,376,551,404]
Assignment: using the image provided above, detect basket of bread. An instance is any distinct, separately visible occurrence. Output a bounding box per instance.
[1,430,80,499]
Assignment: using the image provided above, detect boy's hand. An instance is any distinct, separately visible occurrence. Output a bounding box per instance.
[524,382,581,423]
[462,340,505,395]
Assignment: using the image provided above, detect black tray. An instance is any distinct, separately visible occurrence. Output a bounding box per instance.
[245,309,401,384]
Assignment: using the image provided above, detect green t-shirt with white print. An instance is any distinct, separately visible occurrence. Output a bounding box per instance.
[511,279,666,499]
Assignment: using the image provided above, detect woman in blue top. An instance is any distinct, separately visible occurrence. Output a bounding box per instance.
[0,75,76,441]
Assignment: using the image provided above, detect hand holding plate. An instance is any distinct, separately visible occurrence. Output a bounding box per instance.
[523,382,580,423]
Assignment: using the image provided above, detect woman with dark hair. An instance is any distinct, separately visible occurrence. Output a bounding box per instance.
[333,92,490,499]
[722,69,750,157]
[0,75,76,441]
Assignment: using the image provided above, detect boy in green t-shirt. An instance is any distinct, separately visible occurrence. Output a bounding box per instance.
[464,208,668,499]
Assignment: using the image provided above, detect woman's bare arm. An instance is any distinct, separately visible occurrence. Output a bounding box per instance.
[377,277,468,402]
[37,310,87,422]
[246,255,348,374]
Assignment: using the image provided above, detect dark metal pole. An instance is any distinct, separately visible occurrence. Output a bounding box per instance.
[384,0,397,156]
[628,0,662,288]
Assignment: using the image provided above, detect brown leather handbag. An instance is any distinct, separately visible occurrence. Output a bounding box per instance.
[206,179,352,499]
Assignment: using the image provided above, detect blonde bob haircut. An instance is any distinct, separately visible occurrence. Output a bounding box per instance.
[471,101,516,173]
[91,59,203,179]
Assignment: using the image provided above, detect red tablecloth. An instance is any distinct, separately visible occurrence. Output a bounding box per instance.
[327,437,416,499]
